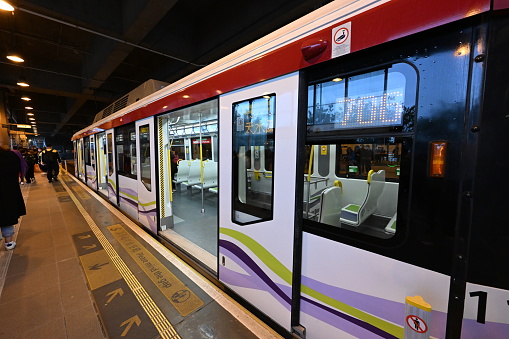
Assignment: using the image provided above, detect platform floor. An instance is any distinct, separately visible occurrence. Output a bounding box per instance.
[0,170,282,339]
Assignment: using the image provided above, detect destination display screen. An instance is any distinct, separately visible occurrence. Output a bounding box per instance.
[307,63,416,132]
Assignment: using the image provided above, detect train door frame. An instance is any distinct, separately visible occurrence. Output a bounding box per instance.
[77,138,85,182]
[136,118,157,233]
[115,122,138,220]
[106,129,118,205]
[95,132,108,197]
[85,135,98,190]
[218,72,300,331]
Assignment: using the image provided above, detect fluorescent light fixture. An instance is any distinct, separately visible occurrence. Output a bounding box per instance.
[0,1,14,11]
[25,106,33,110]
[27,112,34,116]
[7,54,23,62]
[21,96,31,101]
[17,78,29,87]
[28,117,35,121]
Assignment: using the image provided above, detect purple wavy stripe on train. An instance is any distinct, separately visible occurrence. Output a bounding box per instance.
[220,240,397,339]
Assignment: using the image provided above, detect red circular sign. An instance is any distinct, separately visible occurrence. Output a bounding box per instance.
[334,27,349,45]
[406,315,428,333]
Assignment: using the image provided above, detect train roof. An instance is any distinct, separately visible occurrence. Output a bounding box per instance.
[72,0,492,141]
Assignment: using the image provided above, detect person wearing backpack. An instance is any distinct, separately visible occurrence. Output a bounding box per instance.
[41,144,61,183]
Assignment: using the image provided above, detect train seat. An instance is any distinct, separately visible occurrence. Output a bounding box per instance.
[318,185,342,227]
[182,160,202,187]
[173,160,191,184]
[192,161,218,190]
[384,213,397,234]
[340,170,386,226]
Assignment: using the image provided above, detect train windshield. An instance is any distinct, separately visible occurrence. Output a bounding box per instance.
[304,63,416,239]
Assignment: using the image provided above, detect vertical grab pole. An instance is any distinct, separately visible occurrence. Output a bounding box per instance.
[167,118,175,205]
[199,112,205,213]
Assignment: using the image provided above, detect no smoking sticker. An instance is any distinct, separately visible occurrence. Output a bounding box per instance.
[406,315,428,333]
[332,22,351,58]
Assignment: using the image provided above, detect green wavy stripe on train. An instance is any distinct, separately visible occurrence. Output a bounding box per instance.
[118,189,155,207]
[219,228,403,338]
[139,200,156,207]
[119,190,137,201]
[108,179,117,189]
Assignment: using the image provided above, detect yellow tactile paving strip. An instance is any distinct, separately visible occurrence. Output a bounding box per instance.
[60,177,181,339]
[108,224,204,316]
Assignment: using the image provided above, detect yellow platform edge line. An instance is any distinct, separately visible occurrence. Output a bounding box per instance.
[60,177,181,339]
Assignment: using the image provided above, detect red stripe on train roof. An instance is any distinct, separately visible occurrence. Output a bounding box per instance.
[73,0,490,140]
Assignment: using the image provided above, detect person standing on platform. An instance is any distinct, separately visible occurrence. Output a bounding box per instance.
[23,148,37,183]
[41,144,61,182]
[0,145,26,250]
[11,145,28,185]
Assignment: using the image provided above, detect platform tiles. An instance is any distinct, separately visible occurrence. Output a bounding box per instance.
[61,173,279,339]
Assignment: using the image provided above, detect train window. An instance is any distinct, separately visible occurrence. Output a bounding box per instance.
[304,63,416,239]
[307,63,416,133]
[303,138,409,239]
[84,136,90,165]
[90,137,96,171]
[139,124,151,191]
[115,124,136,179]
[191,137,212,160]
[232,94,275,225]
[107,133,113,176]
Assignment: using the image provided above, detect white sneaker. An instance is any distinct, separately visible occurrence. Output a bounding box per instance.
[5,241,16,250]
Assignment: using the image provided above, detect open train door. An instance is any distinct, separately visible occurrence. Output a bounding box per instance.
[95,132,108,197]
[105,129,118,205]
[136,118,157,233]
[218,72,300,332]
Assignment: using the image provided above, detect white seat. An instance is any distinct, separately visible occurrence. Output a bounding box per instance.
[341,170,386,226]
[173,160,191,184]
[181,160,202,187]
[318,186,342,227]
[192,161,218,190]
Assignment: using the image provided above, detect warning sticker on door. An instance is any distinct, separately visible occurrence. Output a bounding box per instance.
[332,22,351,58]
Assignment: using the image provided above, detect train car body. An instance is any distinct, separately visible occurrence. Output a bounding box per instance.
[72,1,509,338]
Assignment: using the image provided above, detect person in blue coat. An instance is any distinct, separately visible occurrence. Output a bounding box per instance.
[0,146,26,250]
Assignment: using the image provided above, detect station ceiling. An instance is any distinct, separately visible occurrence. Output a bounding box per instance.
[0,0,333,145]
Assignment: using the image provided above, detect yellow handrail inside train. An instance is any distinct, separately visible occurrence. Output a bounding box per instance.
[307,145,314,182]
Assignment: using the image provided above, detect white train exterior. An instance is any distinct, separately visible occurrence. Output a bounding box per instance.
[73,1,509,338]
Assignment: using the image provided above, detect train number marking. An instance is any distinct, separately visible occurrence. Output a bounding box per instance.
[406,315,428,333]
[469,291,487,324]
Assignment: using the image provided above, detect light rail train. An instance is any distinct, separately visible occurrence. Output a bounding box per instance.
[72,1,509,338]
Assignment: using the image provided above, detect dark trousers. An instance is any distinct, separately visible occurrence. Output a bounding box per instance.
[46,162,59,181]
[25,164,35,182]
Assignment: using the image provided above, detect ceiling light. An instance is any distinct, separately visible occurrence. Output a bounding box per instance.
[6,54,24,62]
[28,117,35,121]
[0,1,14,11]
[17,77,29,87]
[21,96,31,101]
[332,78,343,82]
[183,95,190,98]
[25,106,33,109]
[27,112,34,116]
[30,121,36,124]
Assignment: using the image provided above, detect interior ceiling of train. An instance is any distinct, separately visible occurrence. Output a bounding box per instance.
[0,0,334,144]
